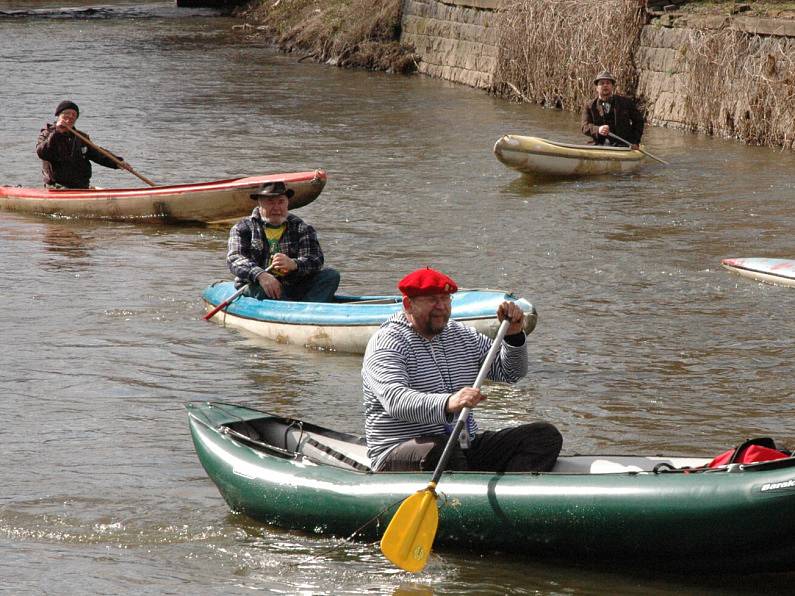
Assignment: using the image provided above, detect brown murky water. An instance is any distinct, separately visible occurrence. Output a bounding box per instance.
[2,1,795,593]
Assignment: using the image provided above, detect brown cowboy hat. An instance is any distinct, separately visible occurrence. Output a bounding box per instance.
[250,181,295,201]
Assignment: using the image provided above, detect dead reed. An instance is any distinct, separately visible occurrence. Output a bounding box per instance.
[493,0,645,111]
[243,0,417,74]
[680,28,795,148]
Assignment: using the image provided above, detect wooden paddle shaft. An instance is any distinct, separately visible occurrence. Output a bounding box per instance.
[607,132,669,165]
[67,126,157,186]
[428,318,511,487]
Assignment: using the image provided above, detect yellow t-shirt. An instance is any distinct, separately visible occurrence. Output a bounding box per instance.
[265,223,287,276]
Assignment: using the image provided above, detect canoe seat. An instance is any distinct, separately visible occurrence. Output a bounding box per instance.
[299,436,371,472]
[223,418,372,471]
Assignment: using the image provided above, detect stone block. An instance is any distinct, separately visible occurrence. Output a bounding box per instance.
[735,16,795,38]
[635,47,680,72]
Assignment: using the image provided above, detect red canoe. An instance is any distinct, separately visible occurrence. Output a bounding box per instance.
[0,170,326,224]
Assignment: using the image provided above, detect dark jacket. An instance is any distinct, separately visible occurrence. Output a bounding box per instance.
[581,94,644,146]
[36,124,120,188]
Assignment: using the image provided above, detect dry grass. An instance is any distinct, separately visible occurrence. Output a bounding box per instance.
[493,0,645,111]
[242,0,417,73]
[680,28,795,147]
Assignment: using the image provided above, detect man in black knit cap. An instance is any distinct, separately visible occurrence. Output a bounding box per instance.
[36,100,133,188]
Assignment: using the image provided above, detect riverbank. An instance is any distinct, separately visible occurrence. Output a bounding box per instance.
[237,0,417,73]
[238,0,795,150]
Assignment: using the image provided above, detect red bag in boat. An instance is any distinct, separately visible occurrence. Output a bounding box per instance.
[707,437,790,468]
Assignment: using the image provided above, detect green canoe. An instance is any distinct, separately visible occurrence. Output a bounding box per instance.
[187,401,795,572]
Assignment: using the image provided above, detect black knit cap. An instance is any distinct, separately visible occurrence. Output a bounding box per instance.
[55,100,79,117]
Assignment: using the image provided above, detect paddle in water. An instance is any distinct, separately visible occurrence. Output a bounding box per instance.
[203,265,275,321]
[607,132,669,165]
[380,317,511,572]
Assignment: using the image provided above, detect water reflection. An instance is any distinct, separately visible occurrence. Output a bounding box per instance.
[393,585,434,596]
[0,0,221,19]
[41,223,92,266]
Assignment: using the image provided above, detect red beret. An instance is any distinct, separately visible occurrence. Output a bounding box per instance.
[398,267,458,297]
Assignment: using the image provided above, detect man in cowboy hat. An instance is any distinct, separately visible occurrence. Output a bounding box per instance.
[581,71,644,149]
[36,100,133,188]
[226,180,340,302]
[362,267,562,473]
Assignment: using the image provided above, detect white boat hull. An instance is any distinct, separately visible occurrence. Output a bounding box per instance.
[209,308,514,353]
[721,258,795,287]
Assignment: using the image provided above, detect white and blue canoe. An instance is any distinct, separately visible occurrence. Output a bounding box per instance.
[721,258,795,288]
[202,281,538,353]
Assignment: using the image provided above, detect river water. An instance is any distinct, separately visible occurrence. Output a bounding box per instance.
[1,1,794,594]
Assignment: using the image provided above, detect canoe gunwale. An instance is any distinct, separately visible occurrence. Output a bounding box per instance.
[0,170,326,199]
[188,401,795,478]
[541,138,636,152]
[189,401,373,472]
[203,283,536,323]
[202,299,531,328]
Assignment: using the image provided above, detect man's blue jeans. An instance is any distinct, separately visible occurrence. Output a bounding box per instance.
[245,268,340,302]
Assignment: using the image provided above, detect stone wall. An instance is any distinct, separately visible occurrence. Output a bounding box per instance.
[634,25,691,127]
[637,14,795,131]
[638,13,795,148]
[400,0,500,89]
[400,1,795,147]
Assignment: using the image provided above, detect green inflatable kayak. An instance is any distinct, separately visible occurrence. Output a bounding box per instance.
[187,401,795,572]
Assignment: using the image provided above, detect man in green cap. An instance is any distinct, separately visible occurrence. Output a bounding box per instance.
[581,71,644,149]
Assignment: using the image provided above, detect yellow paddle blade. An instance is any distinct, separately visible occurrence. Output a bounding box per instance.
[380,489,439,573]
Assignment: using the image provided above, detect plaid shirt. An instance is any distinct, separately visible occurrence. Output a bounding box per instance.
[227,208,324,288]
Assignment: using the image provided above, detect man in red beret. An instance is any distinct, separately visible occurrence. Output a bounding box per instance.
[362,267,562,473]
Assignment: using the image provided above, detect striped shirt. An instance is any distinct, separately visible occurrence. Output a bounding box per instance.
[227,209,324,289]
[362,311,528,470]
